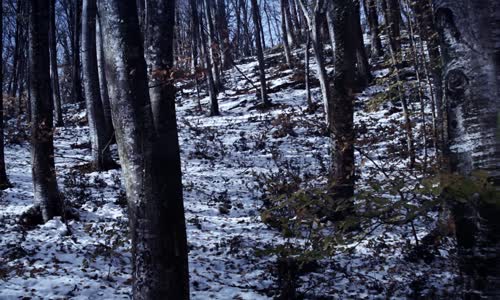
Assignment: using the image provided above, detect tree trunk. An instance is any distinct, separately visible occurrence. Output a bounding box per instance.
[434,1,500,297]
[144,0,190,297]
[251,0,270,105]
[71,0,84,103]
[280,0,292,65]
[204,0,222,90]
[96,12,114,140]
[330,0,357,199]
[0,1,10,189]
[216,0,231,70]
[29,0,64,222]
[299,0,331,126]
[352,0,371,88]
[383,0,401,55]
[98,0,190,299]
[366,0,383,57]
[50,0,64,127]
[82,0,114,171]
[200,10,220,116]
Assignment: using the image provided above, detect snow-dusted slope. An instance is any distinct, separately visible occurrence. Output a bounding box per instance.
[0,48,458,299]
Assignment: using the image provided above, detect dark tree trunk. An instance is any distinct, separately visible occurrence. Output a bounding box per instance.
[144,0,190,298]
[98,2,190,297]
[0,1,10,189]
[204,0,222,90]
[50,0,64,127]
[280,0,292,65]
[29,0,64,222]
[366,0,383,57]
[352,0,371,88]
[251,0,269,105]
[82,0,114,171]
[216,0,231,70]
[383,0,401,55]
[200,10,219,116]
[330,0,357,199]
[281,0,295,47]
[71,0,83,103]
[96,12,114,139]
[434,1,500,298]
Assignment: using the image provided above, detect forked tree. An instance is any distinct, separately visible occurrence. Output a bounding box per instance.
[97,0,189,298]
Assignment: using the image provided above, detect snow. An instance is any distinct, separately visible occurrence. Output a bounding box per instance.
[0,47,459,299]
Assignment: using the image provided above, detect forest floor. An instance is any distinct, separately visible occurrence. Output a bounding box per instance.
[0,46,461,299]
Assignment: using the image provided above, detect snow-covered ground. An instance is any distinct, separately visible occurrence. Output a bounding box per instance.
[0,48,459,299]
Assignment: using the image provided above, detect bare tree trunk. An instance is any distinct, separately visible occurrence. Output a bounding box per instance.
[49,0,64,127]
[281,0,295,47]
[434,1,500,297]
[82,0,114,171]
[144,0,190,297]
[71,0,84,103]
[200,10,220,116]
[204,0,222,90]
[299,0,331,126]
[97,1,190,298]
[29,0,64,222]
[96,12,114,140]
[0,1,10,189]
[383,0,401,55]
[352,0,371,88]
[305,31,313,111]
[216,0,231,70]
[280,0,293,65]
[366,0,383,57]
[251,0,270,105]
[330,0,357,199]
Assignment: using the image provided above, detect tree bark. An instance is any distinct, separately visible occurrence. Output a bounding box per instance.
[96,12,114,139]
[98,1,190,297]
[216,0,231,70]
[50,0,64,127]
[330,0,357,199]
[280,0,293,65]
[144,0,190,297]
[299,0,331,126]
[434,1,500,297]
[71,0,84,103]
[82,0,114,171]
[204,0,222,90]
[251,0,270,105]
[366,0,383,57]
[200,10,220,116]
[29,0,64,222]
[0,1,10,189]
[383,0,401,55]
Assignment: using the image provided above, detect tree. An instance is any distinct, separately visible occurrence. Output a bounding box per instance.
[71,0,84,103]
[97,0,190,298]
[29,0,64,222]
[49,0,64,127]
[299,0,331,125]
[144,0,190,297]
[200,7,220,116]
[0,0,10,189]
[383,0,401,55]
[95,12,114,139]
[365,0,383,57]
[81,0,114,171]
[434,0,500,297]
[251,0,270,105]
[330,0,357,199]
[280,0,293,65]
